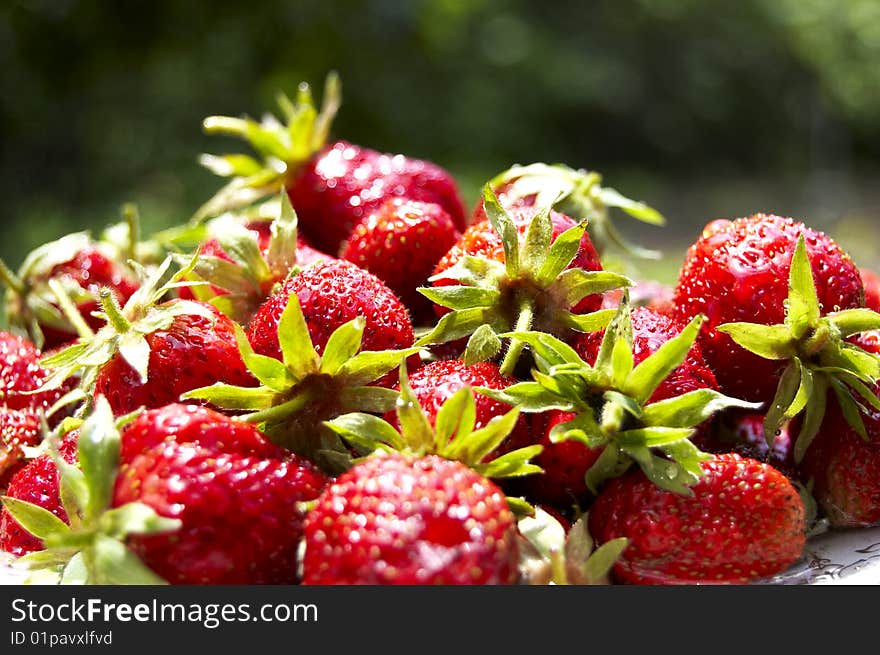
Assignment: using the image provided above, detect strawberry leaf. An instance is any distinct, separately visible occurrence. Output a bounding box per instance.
[786,236,820,339]
[827,308,880,337]
[323,413,405,454]
[482,185,520,278]
[641,389,763,429]
[320,317,366,376]
[277,294,319,378]
[0,497,70,540]
[624,314,704,403]
[463,324,502,366]
[717,322,798,360]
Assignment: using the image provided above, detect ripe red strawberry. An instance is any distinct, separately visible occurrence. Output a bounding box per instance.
[574,307,719,402]
[39,257,257,416]
[92,301,256,415]
[0,331,71,412]
[589,453,806,584]
[502,307,720,510]
[797,331,880,527]
[302,451,519,584]
[340,197,460,322]
[862,268,880,313]
[1,234,138,351]
[113,404,328,584]
[701,410,797,481]
[673,214,864,404]
[383,359,530,445]
[247,258,415,365]
[0,431,78,557]
[0,407,41,489]
[196,74,466,255]
[290,140,466,254]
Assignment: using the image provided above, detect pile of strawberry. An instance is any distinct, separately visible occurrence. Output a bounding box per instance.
[2,74,880,586]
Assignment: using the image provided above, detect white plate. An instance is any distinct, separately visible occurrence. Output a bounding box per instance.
[1,527,879,585]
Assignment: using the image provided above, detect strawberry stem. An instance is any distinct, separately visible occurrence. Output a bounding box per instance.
[0,257,25,295]
[802,322,834,357]
[47,279,95,339]
[500,296,535,377]
[242,388,315,426]
[99,288,130,333]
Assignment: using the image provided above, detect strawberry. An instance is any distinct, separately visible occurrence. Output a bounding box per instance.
[302,452,518,584]
[702,410,797,481]
[673,214,865,405]
[114,404,328,584]
[0,331,71,413]
[246,258,415,365]
[588,453,806,584]
[37,256,256,416]
[478,298,759,502]
[383,359,531,448]
[305,363,542,584]
[1,400,328,584]
[185,290,420,471]
[675,225,880,466]
[290,140,466,255]
[340,197,460,322]
[418,187,629,377]
[0,430,78,557]
[473,163,665,260]
[0,407,41,489]
[0,233,139,350]
[601,279,675,317]
[195,74,466,254]
[862,268,880,313]
[796,331,880,527]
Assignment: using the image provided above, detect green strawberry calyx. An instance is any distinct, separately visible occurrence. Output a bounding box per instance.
[517,508,628,585]
[717,235,880,463]
[323,360,542,481]
[477,295,762,495]
[490,162,666,260]
[183,293,420,472]
[416,184,631,377]
[193,72,342,223]
[178,191,325,324]
[37,253,212,401]
[1,396,180,585]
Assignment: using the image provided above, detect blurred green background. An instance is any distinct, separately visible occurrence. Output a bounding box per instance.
[1,0,879,284]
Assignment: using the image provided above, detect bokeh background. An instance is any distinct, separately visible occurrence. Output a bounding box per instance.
[2,0,879,286]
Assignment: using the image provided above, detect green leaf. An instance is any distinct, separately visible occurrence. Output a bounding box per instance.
[532,370,587,406]
[417,286,501,310]
[277,294,319,378]
[551,269,631,308]
[520,203,554,273]
[482,185,520,278]
[60,553,88,585]
[535,223,586,285]
[99,503,181,539]
[635,453,698,495]
[582,537,629,584]
[185,254,259,295]
[476,445,543,479]
[584,443,631,495]
[617,427,695,448]
[443,406,523,466]
[337,386,399,413]
[763,361,804,443]
[625,314,704,403]
[0,497,70,540]
[323,413,405,454]
[793,376,829,463]
[476,382,575,412]
[717,323,797,360]
[336,347,420,387]
[414,307,497,346]
[610,314,634,389]
[266,192,301,277]
[232,322,295,391]
[829,380,866,441]
[198,153,264,178]
[395,364,434,454]
[77,396,121,522]
[320,317,366,376]
[463,324,502,366]
[548,411,603,448]
[89,534,169,585]
[603,391,643,421]
[427,254,506,286]
[181,383,277,410]
[641,389,763,429]
[786,236,820,339]
[596,186,665,225]
[498,330,584,370]
[433,387,476,452]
